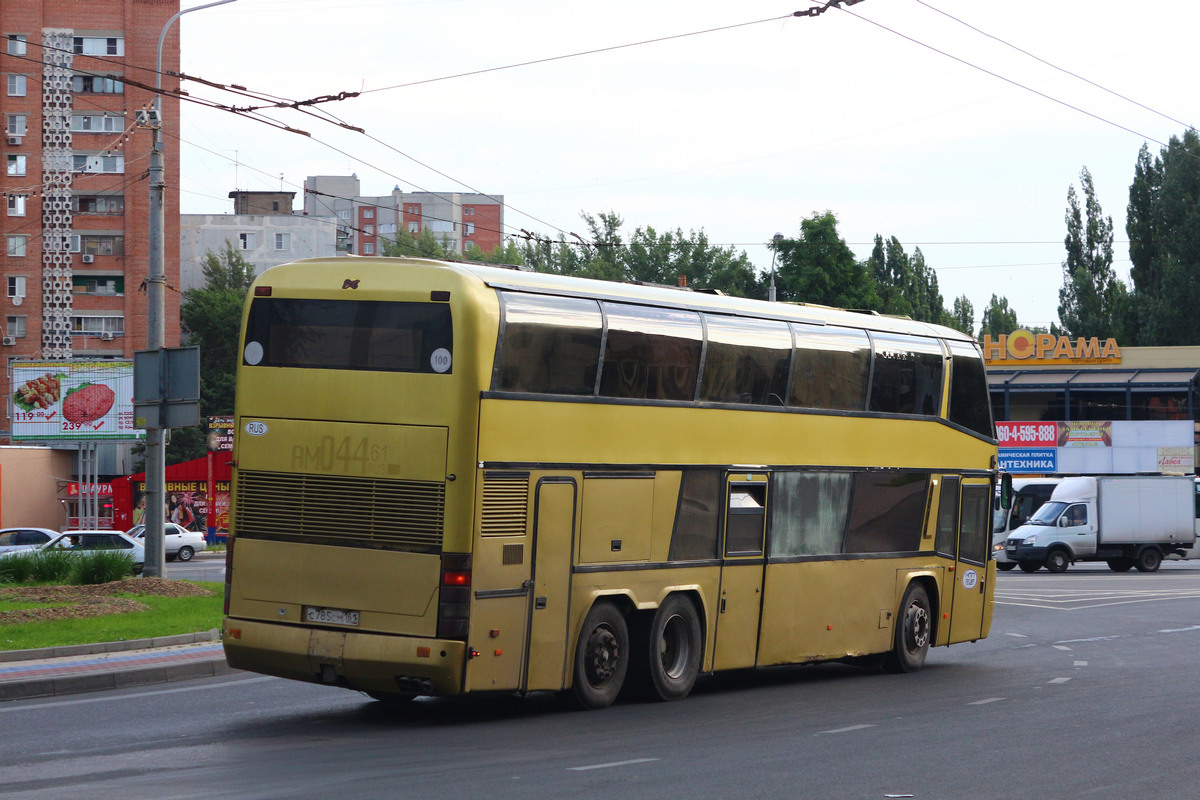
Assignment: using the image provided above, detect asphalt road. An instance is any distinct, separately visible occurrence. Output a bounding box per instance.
[2,562,1198,800]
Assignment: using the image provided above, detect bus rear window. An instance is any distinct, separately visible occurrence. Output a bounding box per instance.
[243,298,453,373]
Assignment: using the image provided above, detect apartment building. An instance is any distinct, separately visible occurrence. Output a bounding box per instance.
[1,0,181,366]
[302,174,504,257]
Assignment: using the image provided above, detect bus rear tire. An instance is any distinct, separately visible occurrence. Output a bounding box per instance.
[885,583,931,673]
[640,594,702,702]
[572,601,629,710]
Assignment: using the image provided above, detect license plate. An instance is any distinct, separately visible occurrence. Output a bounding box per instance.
[306,606,360,626]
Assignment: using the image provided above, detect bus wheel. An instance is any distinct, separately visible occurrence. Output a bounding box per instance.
[1135,548,1162,573]
[572,601,629,710]
[885,583,931,673]
[643,595,702,702]
[1107,558,1134,572]
[1045,550,1070,574]
[996,562,1016,571]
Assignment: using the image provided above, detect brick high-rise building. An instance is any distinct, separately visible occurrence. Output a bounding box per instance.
[1,0,181,375]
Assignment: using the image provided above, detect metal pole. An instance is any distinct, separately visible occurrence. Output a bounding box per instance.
[144,0,238,578]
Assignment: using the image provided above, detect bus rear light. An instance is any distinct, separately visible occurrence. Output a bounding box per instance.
[438,553,472,640]
[254,286,272,296]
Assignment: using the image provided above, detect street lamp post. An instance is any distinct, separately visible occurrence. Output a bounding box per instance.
[768,232,784,302]
[142,0,238,578]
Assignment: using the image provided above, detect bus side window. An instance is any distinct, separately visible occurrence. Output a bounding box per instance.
[726,483,766,556]
[844,472,929,554]
[788,324,870,411]
[867,333,944,417]
[670,470,721,560]
[768,471,851,557]
[934,476,961,558]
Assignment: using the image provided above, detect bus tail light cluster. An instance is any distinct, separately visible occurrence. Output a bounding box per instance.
[437,553,471,640]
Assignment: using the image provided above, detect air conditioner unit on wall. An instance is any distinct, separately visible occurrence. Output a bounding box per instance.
[1,337,15,346]
[81,254,94,263]
[100,332,114,341]
[6,136,20,146]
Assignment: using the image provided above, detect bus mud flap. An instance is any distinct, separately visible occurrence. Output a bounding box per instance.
[308,629,347,684]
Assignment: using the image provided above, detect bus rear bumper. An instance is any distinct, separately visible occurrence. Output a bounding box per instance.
[222,617,465,696]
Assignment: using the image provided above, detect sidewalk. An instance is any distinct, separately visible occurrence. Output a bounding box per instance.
[0,629,237,701]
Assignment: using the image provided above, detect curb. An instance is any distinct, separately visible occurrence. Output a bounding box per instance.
[0,628,221,663]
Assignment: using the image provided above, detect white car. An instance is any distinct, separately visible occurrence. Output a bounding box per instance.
[126,523,207,562]
[41,530,145,575]
[0,527,58,555]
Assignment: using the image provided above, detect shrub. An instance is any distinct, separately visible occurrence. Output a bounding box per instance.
[0,552,38,584]
[30,548,76,584]
[71,549,136,585]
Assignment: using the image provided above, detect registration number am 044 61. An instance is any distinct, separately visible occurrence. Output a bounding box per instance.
[305,606,360,626]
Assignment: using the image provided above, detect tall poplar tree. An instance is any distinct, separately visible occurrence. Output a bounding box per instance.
[1058,167,1125,339]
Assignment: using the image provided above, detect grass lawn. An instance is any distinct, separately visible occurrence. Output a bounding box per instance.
[0,580,224,652]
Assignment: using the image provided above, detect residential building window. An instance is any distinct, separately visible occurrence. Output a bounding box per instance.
[7,75,26,96]
[73,37,124,56]
[7,155,25,176]
[6,236,27,257]
[74,195,124,215]
[465,207,475,216]
[408,221,419,233]
[274,233,290,251]
[6,114,26,136]
[7,36,26,57]
[6,316,26,338]
[70,114,125,133]
[363,243,375,255]
[464,223,475,236]
[71,75,124,94]
[379,223,396,235]
[7,276,26,298]
[363,208,375,219]
[363,225,374,236]
[71,315,124,335]
[239,232,255,250]
[77,235,124,256]
[72,276,123,295]
[336,209,351,220]
[73,154,125,174]
[7,195,27,217]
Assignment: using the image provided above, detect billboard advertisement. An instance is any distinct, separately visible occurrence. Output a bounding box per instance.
[11,361,142,441]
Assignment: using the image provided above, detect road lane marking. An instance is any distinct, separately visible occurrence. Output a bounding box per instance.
[967,698,1005,705]
[1053,645,1072,651]
[0,675,275,713]
[1074,661,1088,667]
[1049,677,1071,684]
[569,759,659,771]
[819,724,877,734]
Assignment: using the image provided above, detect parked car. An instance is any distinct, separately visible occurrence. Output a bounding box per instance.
[126,523,207,562]
[0,527,58,555]
[34,530,145,575]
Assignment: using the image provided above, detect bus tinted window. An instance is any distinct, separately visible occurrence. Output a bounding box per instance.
[670,470,722,560]
[844,472,928,553]
[769,471,852,556]
[700,315,790,405]
[599,304,702,401]
[947,340,994,438]
[495,293,601,394]
[868,333,944,416]
[243,299,452,372]
[789,325,870,411]
[959,484,991,564]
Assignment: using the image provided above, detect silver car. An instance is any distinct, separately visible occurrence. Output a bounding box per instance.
[43,530,145,575]
[0,527,57,555]
[126,523,207,561]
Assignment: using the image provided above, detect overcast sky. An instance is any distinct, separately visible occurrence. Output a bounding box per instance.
[174,0,1198,332]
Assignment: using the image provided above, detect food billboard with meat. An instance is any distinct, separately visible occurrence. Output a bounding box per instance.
[11,361,141,440]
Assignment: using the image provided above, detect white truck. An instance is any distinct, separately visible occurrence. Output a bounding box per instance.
[992,478,1062,571]
[1004,475,1197,573]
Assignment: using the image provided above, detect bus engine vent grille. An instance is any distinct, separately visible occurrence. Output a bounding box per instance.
[480,472,529,537]
[234,470,444,552]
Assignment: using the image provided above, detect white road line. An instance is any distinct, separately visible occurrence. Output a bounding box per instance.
[1003,632,1028,638]
[1074,661,1088,667]
[819,724,877,734]
[1053,645,1072,651]
[1049,677,1071,684]
[568,759,659,772]
[967,697,1005,705]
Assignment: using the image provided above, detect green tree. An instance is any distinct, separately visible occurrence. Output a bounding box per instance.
[979,294,1019,338]
[167,242,257,464]
[1125,130,1200,344]
[380,227,456,260]
[1058,167,1125,339]
[950,295,974,336]
[774,212,879,309]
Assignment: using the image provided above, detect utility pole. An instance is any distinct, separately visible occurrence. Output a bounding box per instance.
[142,0,238,578]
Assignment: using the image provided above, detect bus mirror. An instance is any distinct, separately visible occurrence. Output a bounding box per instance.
[1000,473,1013,509]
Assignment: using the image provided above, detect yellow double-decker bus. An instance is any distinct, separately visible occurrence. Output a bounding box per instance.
[222,256,998,709]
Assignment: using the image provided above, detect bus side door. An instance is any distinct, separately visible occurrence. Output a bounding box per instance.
[712,473,768,671]
[523,477,577,692]
[947,479,993,643]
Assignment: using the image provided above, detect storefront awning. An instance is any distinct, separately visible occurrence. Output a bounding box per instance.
[987,368,1200,390]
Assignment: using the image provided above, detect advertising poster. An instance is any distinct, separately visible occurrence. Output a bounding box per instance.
[11,361,141,441]
[207,415,235,452]
[132,479,229,533]
[1057,421,1112,447]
